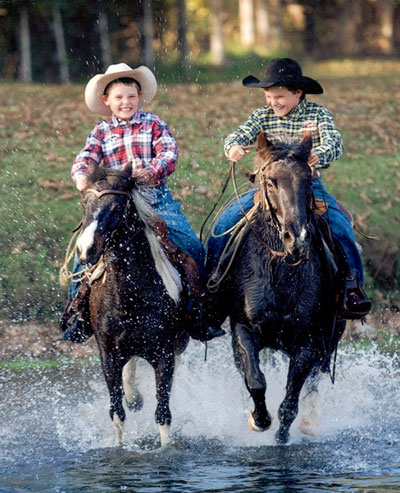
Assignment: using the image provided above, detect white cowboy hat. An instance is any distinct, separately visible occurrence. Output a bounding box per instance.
[84,63,157,116]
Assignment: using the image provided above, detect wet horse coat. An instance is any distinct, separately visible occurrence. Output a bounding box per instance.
[75,163,189,446]
[210,134,346,443]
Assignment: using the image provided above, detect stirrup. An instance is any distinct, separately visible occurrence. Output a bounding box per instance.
[339,273,371,320]
[62,313,93,343]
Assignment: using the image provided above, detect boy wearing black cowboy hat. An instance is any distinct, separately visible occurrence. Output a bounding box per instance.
[207,58,370,319]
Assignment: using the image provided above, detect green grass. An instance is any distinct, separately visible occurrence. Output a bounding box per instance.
[0,58,399,323]
[0,356,99,371]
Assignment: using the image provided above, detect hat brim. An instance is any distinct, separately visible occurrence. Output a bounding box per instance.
[242,74,323,94]
[85,65,157,116]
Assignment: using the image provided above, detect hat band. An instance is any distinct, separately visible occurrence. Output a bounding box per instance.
[103,77,142,95]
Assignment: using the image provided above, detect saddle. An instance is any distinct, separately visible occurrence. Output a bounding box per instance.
[312,200,371,320]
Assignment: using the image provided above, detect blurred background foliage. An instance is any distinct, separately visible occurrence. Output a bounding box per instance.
[1,0,400,83]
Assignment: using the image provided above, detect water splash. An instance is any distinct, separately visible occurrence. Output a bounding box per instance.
[48,338,399,452]
[0,339,399,492]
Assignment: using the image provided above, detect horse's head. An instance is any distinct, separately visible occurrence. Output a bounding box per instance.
[76,162,134,266]
[254,132,313,263]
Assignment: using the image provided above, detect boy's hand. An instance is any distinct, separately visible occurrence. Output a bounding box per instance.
[76,176,88,192]
[303,121,317,136]
[130,166,153,185]
[308,150,319,167]
[228,145,249,162]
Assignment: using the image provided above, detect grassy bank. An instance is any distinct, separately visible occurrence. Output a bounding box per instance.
[0,58,399,322]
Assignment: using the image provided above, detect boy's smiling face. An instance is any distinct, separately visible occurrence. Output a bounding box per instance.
[102,82,141,121]
[264,86,303,117]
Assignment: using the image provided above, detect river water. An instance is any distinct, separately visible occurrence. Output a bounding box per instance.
[0,337,399,492]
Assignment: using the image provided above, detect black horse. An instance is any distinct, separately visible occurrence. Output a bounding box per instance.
[210,133,346,444]
[75,163,189,446]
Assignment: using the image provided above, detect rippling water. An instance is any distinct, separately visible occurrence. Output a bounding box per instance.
[0,337,399,492]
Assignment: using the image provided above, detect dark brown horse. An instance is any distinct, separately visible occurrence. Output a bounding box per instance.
[75,163,189,446]
[210,133,346,444]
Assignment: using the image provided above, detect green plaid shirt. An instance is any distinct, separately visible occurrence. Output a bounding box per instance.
[224,98,344,169]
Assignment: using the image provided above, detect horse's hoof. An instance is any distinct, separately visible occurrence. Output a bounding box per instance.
[113,414,124,445]
[299,391,321,435]
[125,391,143,412]
[275,428,289,444]
[158,424,171,447]
[248,410,272,432]
[299,416,320,436]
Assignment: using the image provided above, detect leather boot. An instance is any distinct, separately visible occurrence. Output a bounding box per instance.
[176,251,225,342]
[340,271,371,320]
[59,279,93,343]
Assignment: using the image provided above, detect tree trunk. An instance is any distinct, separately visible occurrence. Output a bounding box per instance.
[337,0,362,55]
[210,0,225,66]
[19,7,32,82]
[177,0,189,73]
[303,0,316,54]
[239,0,255,49]
[99,8,112,69]
[376,0,394,54]
[52,2,69,84]
[141,0,154,67]
[254,0,282,53]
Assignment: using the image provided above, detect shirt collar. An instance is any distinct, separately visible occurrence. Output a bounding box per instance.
[288,97,308,118]
[111,110,142,127]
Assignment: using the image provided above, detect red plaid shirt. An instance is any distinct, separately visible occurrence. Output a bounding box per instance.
[71,110,178,185]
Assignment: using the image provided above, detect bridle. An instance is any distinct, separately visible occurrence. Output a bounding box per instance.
[83,187,135,255]
[85,188,131,199]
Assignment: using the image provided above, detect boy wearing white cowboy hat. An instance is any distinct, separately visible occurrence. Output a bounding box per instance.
[207,57,370,319]
[61,63,225,343]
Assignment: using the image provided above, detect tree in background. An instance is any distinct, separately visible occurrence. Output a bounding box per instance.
[1,0,400,82]
[52,1,69,83]
[210,0,225,65]
[18,5,31,82]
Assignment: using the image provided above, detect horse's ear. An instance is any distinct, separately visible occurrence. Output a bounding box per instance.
[122,161,133,178]
[300,132,313,155]
[256,132,272,152]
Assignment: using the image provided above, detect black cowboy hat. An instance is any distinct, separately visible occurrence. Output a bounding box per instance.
[242,58,323,94]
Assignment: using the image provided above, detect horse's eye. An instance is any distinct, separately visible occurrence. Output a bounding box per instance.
[267,179,277,189]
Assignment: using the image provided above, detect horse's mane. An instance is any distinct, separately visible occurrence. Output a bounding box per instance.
[88,166,162,230]
[256,135,312,171]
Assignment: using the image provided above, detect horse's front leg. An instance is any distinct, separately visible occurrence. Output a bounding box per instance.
[276,348,317,444]
[298,366,324,436]
[98,344,126,445]
[232,322,272,432]
[152,352,175,447]
[122,357,143,412]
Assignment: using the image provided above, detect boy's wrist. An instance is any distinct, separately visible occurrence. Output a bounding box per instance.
[76,176,88,191]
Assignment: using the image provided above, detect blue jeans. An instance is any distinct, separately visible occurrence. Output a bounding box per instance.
[69,184,205,300]
[206,179,364,284]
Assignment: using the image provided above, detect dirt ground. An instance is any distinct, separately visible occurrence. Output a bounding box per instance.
[0,311,399,360]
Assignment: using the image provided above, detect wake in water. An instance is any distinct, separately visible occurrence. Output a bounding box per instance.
[46,337,399,452]
[0,338,398,460]
[0,337,399,493]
